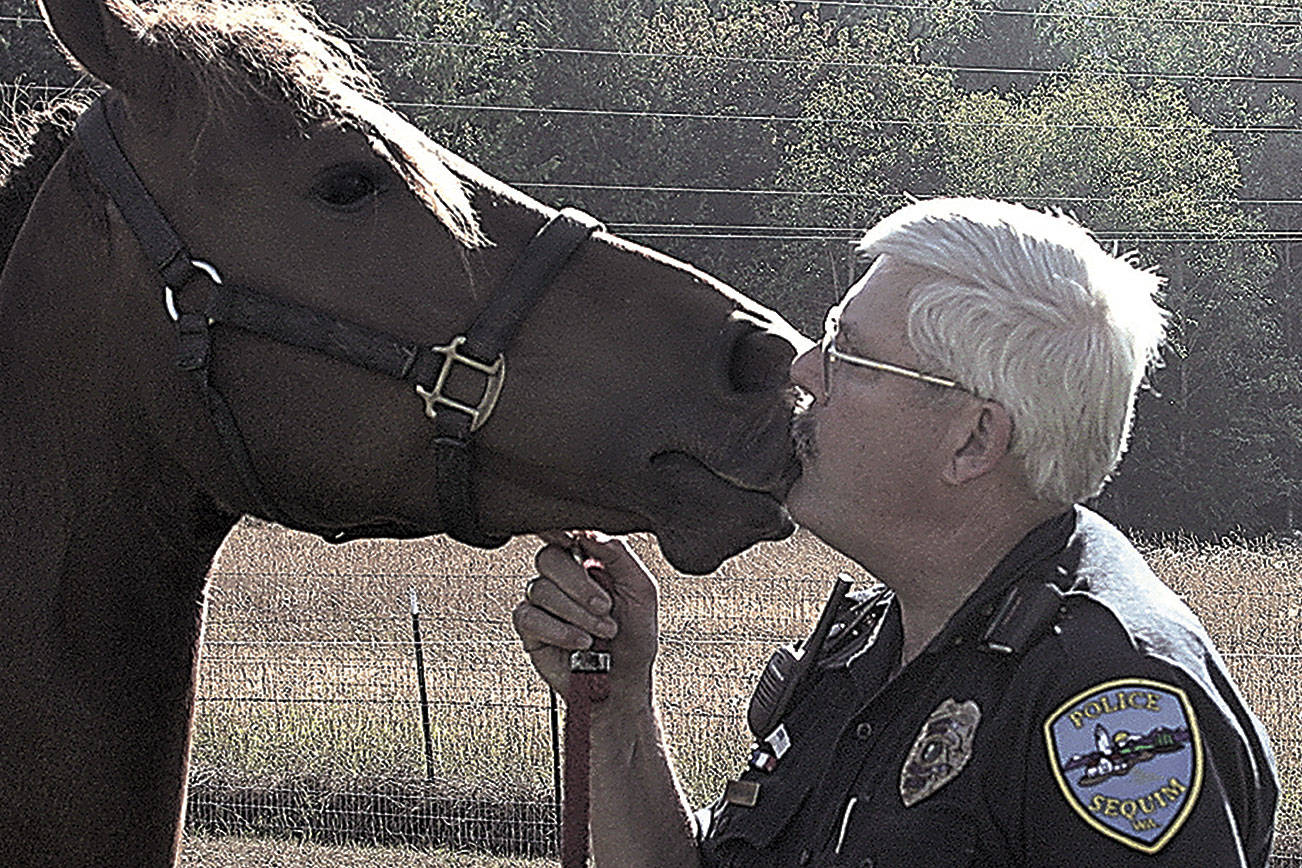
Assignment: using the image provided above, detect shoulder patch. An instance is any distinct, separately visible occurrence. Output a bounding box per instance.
[1043,678,1203,853]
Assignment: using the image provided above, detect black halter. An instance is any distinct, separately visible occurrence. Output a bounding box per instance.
[74,97,603,547]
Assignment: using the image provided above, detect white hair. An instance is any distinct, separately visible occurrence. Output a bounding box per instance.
[856,197,1167,507]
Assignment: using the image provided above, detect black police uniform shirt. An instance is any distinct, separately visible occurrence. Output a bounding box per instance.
[695,507,1278,867]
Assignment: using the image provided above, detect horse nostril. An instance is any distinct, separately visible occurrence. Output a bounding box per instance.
[728,327,795,393]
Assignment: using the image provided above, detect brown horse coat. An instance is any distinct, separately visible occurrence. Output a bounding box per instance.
[0,0,805,863]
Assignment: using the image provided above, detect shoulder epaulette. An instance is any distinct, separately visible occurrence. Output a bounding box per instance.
[980,575,1066,657]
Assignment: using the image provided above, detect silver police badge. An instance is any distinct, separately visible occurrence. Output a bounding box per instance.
[899,698,981,807]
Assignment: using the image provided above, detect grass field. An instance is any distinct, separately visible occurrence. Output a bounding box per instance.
[179,832,552,867]
[183,518,1302,860]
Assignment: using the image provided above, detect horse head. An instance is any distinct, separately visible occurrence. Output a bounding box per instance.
[29,0,807,574]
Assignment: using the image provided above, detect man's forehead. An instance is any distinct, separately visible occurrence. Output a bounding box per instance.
[838,259,907,322]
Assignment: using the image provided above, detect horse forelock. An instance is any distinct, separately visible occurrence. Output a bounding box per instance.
[141,0,379,122]
[140,0,483,246]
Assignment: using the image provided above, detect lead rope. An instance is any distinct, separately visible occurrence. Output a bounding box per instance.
[561,556,615,868]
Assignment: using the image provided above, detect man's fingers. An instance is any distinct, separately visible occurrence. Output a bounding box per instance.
[536,529,574,549]
[572,530,633,569]
[511,599,597,651]
[571,533,658,607]
[534,532,651,603]
[535,544,613,614]
[524,575,618,640]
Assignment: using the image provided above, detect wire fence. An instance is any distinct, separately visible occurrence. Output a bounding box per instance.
[181,521,1302,863]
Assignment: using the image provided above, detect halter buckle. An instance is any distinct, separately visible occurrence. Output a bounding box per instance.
[414,336,505,432]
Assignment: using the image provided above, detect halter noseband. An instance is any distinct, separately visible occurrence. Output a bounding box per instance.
[74,97,603,547]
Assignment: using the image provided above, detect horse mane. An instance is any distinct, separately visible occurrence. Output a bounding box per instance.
[0,94,93,270]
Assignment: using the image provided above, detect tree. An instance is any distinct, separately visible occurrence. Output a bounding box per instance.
[1008,0,1302,531]
[933,72,1293,532]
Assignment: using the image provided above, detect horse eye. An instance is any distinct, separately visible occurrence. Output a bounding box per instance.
[311,165,383,210]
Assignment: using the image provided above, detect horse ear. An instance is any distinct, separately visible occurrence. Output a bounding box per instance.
[39,0,158,95]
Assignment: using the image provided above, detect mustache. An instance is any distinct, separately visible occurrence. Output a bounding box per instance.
[789,387,816,462]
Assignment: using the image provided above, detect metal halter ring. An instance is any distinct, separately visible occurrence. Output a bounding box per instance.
[414,335,506,432]
[164,259,223,322]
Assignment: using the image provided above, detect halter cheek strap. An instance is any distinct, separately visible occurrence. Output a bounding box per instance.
[428,208,603,548]
[74,96,603,546]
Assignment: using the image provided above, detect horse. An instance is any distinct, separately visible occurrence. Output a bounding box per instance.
[0,0,804,863]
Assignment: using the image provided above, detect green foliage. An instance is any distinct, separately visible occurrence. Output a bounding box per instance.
[1005,0,1302,532]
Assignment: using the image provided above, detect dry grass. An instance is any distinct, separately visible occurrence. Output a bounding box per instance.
[186,519,1301,857]
[179,832,552,867]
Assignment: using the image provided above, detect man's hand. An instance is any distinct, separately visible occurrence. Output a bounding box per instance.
[512,531,660,713]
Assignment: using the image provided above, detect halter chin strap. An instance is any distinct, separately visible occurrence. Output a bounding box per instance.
[74,97,603,547]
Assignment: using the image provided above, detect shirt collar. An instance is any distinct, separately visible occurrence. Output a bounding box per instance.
[922,507,1078,655]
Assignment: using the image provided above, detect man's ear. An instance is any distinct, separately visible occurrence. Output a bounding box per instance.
[943,400,1013,486]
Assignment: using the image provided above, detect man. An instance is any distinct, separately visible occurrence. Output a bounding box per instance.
[512,198,1278,866]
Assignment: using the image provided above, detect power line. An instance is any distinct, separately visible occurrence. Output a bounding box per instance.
[6,51,1301,226]
[513,181,1302,206]
[351,36,1302,86]
[610,223,853,235]
[607,220,1297,234]
[398,100,1302,135]
[7,84,1302,209]
[0,3,1297,29]
[12,1,1286,31]
[6,0,1302,27]
[804,0,1302,28]
[1181,0,1302,12]
[617,233,1302,244]
[0,83,97,92]
[522,182,891,197]
[609,221,1302,238]
[12,83,1295,134]
[617,230,1302,242]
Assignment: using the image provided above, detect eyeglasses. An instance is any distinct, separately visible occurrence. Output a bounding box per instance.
[820,310,967,395]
